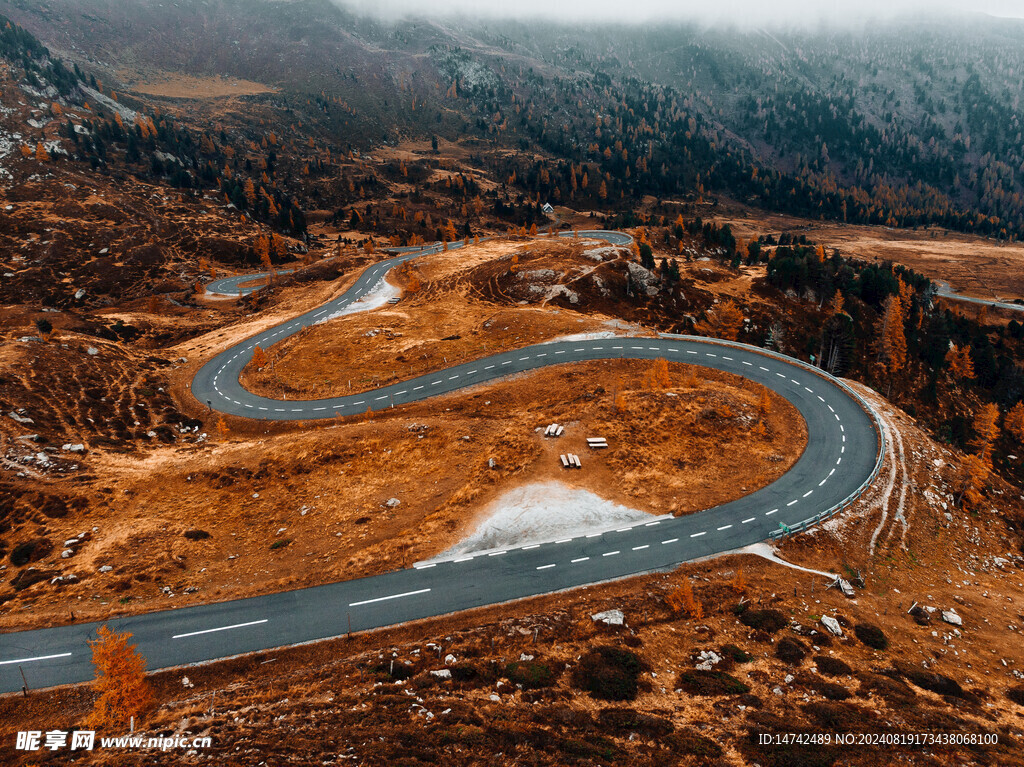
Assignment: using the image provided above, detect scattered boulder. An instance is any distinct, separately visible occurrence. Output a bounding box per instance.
[820,616,843,636]
[694,650,722,671]
[591,609,624,626]
[430,669,452,680]
[384,498,401,508]
[941,609,962,627]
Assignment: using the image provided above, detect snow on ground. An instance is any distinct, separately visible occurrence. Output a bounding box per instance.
[426,481,663,562]
[80,86,139,123]
[540,331,620,344]
[730,542,839,579]
[317,276,400,323]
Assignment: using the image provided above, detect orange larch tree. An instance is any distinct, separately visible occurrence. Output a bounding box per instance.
[252,345,268,370]
[695,300,744,341]
[88,626,152,729]
[946,344,975,380]
[970,403,1000,464]
[876,294,907,387]
[1005,401,1024,443]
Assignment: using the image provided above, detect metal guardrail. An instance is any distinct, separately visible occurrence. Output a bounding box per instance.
[658,333,887,540]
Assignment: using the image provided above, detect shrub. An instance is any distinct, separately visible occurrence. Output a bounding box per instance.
[775,637,807,665]
[571,646,646,701]
[1007,685,1024,706]
[814,655,852,677]
[10,538,52,566]
[721,644,752,663]
[559,735,618,761]
[183,529,211,541]
[893,661,967,699]
[439,725,485,746]
[739,608,787,634]
[857,672,916,705]
[598,708,673,737]
[676,670,750,696]
[269,538,292,550]
[853,623,888,650]
[803,701,876,732]
[814,681,852,700]
[505,660,558,689]
[667,730,723,759]
[369,661,416,681]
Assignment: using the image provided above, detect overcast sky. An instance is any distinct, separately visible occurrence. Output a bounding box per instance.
[341,0,1024,26]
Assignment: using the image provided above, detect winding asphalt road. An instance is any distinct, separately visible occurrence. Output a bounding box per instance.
[935,280,1024,313]
[0,231,881,693]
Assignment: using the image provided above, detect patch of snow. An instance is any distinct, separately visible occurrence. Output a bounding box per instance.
[720,542,839,579]
[317,276,400,323]
[541,331,619,344]
[424,481,662,562]
[80,86,138,123]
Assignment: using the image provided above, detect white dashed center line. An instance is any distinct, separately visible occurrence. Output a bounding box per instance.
[349,588,431,607]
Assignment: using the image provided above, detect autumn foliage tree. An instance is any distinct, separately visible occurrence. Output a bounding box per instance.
[970,403,1000,464]
[255,234,272,270]
[666,581,704,619]
[876,294,907,389]
[695,300,744,341]
[644,358,671,390]
[252,345,268,370]
[958,454,990,510]
[946,344,975,381]
[88,625,152,729]
[1005,401,1024,443]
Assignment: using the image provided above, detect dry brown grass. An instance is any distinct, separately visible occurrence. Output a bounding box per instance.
[714,207,1024,301]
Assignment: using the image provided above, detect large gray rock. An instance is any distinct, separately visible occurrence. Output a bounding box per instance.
[591,609,625,626]
[821,616,843,636]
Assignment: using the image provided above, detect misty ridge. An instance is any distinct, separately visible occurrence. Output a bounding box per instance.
[336,0,1020,28]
